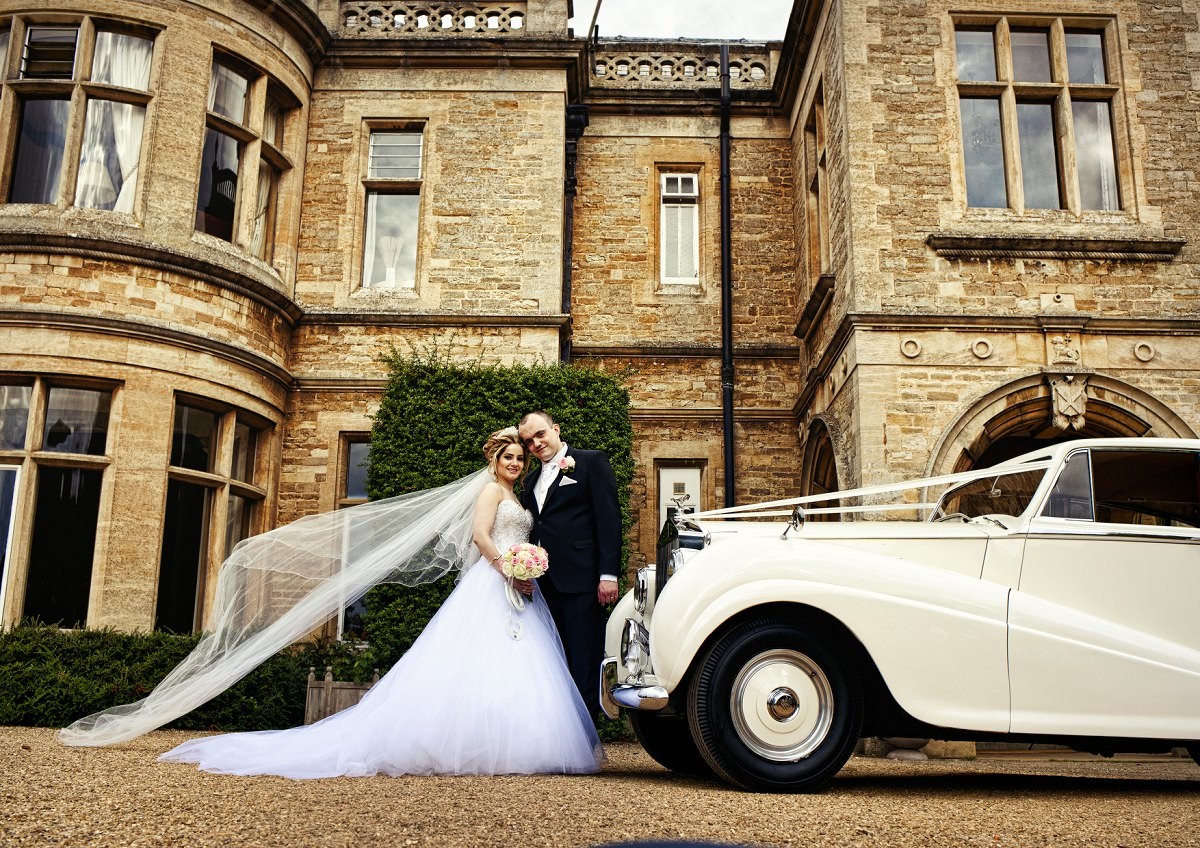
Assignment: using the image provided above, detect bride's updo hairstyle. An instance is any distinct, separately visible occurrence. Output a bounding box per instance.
[483,426,528,479]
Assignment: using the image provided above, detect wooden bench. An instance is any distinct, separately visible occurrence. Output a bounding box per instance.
[303,666,380,724]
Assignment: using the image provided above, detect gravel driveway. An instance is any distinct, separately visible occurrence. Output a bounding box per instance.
[3,727,1198,847]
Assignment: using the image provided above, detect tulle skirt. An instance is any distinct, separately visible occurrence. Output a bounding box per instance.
[159,560,605,778]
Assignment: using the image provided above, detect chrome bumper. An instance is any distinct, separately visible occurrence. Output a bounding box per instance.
[600,656,668,719]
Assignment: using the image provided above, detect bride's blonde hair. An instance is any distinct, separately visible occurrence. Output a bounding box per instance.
[482,426,528,479]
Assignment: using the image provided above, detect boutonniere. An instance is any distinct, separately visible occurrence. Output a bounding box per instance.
[556,456,576,475]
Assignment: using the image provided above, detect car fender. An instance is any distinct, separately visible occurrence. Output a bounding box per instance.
[649,541,1012,732]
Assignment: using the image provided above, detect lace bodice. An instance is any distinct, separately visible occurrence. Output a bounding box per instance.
[491,499,533,551]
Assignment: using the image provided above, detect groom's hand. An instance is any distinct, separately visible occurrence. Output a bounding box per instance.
[597,578,618,606]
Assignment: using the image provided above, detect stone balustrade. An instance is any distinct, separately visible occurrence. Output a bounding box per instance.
[340,2,529,36]
[591,43,774,90]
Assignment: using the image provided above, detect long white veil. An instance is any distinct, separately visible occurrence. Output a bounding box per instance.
[59,469,490,747]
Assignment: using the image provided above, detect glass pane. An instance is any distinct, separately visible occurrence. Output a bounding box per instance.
[21,27,77,80]
[250,161,278,261]
[1091,450,1200,527]
[368,132,422,179]
[662,204,698,280]
[171,405,217,472]
[263,98,284,147]
[960,98,1007,207]
[43,387,110,455]
[0,385,31,450]
[1066,32,1106,85]
[156,479,209,632]
[1011,30,1052,82]
[362,192,419,286]
[1017,102,1061,208]
[0,30,10,81]
[195,128,241,241]
[346,441,370,500]
[1043,450,1093,519]
[208,61,248,124]
[75,99,146,212]
[955,29,996,81]
[24,466,102,627]
[91,31,153,90]
[10,98,70,204]
[1073,101,1119,210]
[225,492,251,554]
[0,467,17,612]
[231,421,255,482]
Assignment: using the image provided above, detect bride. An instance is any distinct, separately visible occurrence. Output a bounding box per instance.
[62,427,605,777]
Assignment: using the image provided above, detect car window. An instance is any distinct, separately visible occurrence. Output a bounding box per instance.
[935,468,1046,519]
[1043,448,1200,528]
[1042,449,1093,520]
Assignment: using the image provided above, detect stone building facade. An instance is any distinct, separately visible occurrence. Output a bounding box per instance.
[0,0,1195,632]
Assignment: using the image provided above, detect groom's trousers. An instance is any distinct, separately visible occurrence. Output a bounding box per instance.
[539,577,604,722]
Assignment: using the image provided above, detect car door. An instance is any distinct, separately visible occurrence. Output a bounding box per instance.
[1008,446,1200,738]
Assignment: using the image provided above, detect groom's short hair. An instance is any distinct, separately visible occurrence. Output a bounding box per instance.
[520,410,556,428]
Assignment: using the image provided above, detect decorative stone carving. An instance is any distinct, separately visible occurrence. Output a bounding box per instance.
[1049,333,1080,366]
[1048,373,1089,431]
[1133,342,1156,363]
[971,339,993,359]
[340,2,528,36]
[900,338,922,359]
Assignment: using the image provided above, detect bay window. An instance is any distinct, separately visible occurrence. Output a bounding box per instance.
[3,19,153,212]
[156,399,268,632]
[196,54,295,264]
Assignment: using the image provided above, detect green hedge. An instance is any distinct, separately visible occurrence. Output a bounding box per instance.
[0,623,360,731]
[358,346,634,675]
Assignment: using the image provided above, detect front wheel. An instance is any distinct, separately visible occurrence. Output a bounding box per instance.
[688,618,862,792]
[628,711,712,775]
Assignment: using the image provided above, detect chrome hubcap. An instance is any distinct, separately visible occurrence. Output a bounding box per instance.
[729,649,834,761]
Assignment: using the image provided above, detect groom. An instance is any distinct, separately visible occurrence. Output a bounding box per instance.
[518,410,621,721]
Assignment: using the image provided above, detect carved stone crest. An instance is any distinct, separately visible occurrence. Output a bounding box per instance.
[1048,373,1089,431]
[1049,333,1081,365]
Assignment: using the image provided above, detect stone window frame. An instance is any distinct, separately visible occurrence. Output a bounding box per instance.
[951,13,1130,217]
[335,432,372,641]
[802,82,831,281]
[337,433,371,508]
[358,120,426,292]
[654,164,705,292]
[0,375,117,629]
[0,14,158,212]
[195,48,299,266]
[159,393,272,633]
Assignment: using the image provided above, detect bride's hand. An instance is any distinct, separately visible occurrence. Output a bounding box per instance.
[513,578,534,596]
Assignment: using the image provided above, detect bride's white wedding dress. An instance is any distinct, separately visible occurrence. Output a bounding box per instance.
[159,500,604,777]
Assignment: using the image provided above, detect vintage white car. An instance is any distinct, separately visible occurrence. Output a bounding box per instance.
[602,438,1200,792]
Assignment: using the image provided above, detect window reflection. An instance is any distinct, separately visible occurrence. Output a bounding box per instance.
[0,385,30,450]
[955,29,996,82]
[1066,33,1106,84]
[195,128,240,240]
[960,98,1006,208]
[25,466,102,627]
[10,98,70,204]
[230,420,255,483]
[208,61,248,124]
[170,405,216,472]
[42,387,110,456]
[1016,102,1061,208]
[1011,30,1052,82]
[1073,101,1119,210]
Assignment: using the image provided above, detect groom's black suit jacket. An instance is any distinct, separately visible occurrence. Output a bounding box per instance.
[521,447,621,595]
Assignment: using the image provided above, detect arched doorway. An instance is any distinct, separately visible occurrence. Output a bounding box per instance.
[802,420,840,521]
[930,373,1196,475]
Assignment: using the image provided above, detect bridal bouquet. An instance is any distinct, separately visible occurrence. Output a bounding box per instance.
[499,542,548,613]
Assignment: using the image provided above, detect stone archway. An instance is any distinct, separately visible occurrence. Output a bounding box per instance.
[928,372,1196,475]
[801,419,841,521]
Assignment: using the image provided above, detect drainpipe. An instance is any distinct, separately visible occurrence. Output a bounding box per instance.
[561,104,589,363]
[719,44,735,508]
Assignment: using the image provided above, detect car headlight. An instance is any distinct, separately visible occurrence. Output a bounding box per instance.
[620,618,652,679]
[634,566,654,614]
